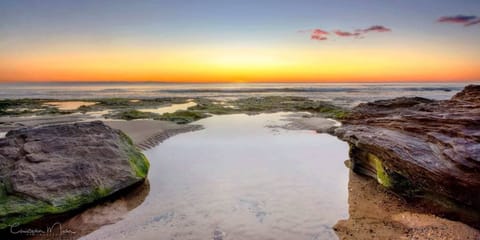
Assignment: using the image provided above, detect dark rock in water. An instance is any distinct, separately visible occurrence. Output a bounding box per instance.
[0,121,149,229]
[213,228,226,240]
[335,85,480,227]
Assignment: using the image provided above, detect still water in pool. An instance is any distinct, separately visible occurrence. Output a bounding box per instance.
[83,113,350,240]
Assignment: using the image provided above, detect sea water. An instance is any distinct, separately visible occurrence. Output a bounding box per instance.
[82,113,350,240]
[0,82,472,107]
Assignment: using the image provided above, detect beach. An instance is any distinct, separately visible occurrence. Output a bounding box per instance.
[2,0,480,238]
[0,83,479,239]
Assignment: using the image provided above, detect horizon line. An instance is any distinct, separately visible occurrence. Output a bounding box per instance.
[0,80,479,84]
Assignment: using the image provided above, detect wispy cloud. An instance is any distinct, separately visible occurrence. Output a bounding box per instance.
[437,15,480,26]
[358,25,391,33]
[301,25,391,41]
[333,30,361,37]
[465,19,480,26]
[298,29,329,40]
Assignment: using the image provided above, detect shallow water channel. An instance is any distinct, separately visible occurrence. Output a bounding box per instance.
[83,113,350,240]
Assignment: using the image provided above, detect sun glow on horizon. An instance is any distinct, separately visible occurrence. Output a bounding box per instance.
[1,1,480,83]
[1,43,479,83]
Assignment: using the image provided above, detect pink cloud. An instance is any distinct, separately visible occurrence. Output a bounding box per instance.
[310,28,329,41]
[438,15,477,24]
[333,30,362,37]
[358,25,392,33]
[311,35,328,41]
[299,25,391,42]
[437,15,480,27]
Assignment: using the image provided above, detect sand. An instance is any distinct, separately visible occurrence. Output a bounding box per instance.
[334,170,480,240]
[104,120,202,150]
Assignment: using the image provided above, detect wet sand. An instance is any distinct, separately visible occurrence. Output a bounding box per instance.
[104,120,203,150]
[334,171,480,240]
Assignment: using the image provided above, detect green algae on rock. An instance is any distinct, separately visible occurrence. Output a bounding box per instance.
[369,153,392,188]
[158,110,209,124]
[0,121,149,229]
[1,96,349,125]
[110,109,161,120]
[336,85,480,228]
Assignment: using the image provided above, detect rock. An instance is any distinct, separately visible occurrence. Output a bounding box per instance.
[0,121,149,229]
[335,85,480,227]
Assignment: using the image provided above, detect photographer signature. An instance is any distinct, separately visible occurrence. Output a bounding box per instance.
[10,222,76,237]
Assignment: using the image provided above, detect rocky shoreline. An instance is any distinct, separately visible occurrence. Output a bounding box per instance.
[335,85,480,228]
[0,118,204,238]
[0,86,478,238]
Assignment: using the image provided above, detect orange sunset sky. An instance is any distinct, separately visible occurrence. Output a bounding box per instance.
[1,0,479,83]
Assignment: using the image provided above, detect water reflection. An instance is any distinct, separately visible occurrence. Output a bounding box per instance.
[60,181,150,237]
[21,181,150,240]
[83,113,350,240]
[137,101,197,115]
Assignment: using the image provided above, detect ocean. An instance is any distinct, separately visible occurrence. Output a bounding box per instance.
[0,82,476,107]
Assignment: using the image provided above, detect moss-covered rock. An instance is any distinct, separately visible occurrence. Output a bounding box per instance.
[110,109,161,120]
[1,97,349,124]
[0,121,149,229]
[235,96,349,119]
[158,110,209,124]
[119,131,150,178]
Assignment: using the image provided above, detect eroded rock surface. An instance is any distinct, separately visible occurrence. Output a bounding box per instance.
[335,85,480,226]
[0,121,149,229]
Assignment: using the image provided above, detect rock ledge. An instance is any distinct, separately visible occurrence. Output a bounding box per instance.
[335,85,480,227]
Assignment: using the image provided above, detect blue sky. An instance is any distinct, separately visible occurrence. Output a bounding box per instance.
[0,0,479,82]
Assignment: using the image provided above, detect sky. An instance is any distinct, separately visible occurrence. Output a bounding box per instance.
[0,0,479,83]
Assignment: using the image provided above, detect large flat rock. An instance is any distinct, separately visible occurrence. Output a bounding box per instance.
[335,85,480,226]
[0,121,149,229]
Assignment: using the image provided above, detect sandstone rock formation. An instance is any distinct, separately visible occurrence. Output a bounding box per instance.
[0,121,149,229]
[335,85,480,227]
